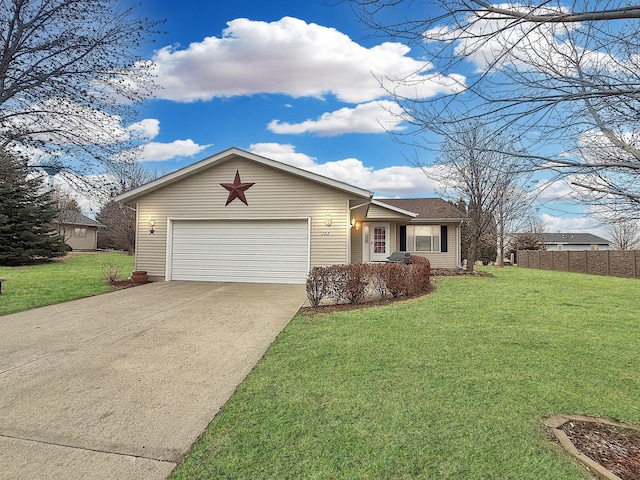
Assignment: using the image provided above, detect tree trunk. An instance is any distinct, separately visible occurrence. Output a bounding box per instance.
[467,235,478,272]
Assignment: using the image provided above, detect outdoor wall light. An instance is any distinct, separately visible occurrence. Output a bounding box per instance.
[148,215,155,234]
[325,212,332,227]
[351,217,360,230]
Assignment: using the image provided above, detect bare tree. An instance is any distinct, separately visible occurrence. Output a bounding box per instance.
[0,0,160,175]
[348,0,640,216]
[51,188,82,243]
[607,219,640,250]
[97,161,157,253]
[495,189,534,266]
[432,122,529,271]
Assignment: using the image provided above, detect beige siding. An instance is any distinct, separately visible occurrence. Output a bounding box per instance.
[65,227,98,251]
[351,226,363,263]
[366,204,409,219]
[408,222,460,268]
[135,157,361,279]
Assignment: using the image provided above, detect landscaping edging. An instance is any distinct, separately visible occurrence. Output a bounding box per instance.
[545,415,640,480]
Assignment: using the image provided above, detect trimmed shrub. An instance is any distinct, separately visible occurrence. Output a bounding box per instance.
[306,266,330,307]
[369,263,390,299]
[328,264,370,305]
[406,256,431,296]
[305,258,431,308]
[377,262,407,298]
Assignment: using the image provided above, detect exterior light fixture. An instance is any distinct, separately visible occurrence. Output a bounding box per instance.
[148,216,155,234]
[325,212,332,227]
[351,217,356,228]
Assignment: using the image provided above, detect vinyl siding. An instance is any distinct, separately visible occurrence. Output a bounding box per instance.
[351,226,363,263]
[366,204,410,219]
[134,157,364,280]
[64,227,98,251]
[407,222,459,268]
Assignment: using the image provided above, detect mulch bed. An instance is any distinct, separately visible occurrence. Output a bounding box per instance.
[561,420,640,479]
[110,280,148,290]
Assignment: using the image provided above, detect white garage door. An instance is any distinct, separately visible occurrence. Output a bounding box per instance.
[170,219,309,284]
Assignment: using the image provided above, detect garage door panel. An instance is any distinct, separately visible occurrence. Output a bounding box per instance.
[170,220,309,284]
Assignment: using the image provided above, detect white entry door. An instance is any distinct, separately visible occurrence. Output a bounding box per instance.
[363,223,390,262]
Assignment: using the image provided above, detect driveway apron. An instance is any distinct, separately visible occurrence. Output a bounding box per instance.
[0,281,306,480]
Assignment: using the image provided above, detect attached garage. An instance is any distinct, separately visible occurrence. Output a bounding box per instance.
[168,219,310,284]
[115,148,463,283]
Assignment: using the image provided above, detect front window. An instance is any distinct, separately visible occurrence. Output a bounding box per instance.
[412,225,440,252]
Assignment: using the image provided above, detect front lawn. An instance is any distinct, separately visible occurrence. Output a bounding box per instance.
[0,252,134,315]
[172,267,640,479]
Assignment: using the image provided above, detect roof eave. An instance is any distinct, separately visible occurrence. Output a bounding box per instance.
[408,217,465,223]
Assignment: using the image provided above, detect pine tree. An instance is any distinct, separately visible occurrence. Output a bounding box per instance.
[0,151,69,266]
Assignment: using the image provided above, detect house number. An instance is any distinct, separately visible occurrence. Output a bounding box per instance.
[321,231,330,236]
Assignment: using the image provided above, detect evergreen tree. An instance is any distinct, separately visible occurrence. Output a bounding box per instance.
[0,151,69,266]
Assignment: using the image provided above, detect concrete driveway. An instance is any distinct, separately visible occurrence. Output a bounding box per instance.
[0,281,306,480]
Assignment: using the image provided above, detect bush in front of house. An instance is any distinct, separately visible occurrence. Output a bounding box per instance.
[327,263,370,305]
[305,258,431,307]
[406,255,431,297]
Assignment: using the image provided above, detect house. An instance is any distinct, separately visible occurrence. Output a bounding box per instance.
[115,148,464,284]
[542,233,610,251]
[54,210,104,251]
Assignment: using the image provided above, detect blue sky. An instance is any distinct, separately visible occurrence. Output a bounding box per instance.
[103,0,601,234]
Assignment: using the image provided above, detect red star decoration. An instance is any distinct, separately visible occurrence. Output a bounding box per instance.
[220,170,255,206]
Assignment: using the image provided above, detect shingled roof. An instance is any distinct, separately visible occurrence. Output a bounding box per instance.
[542,233,609,245]
[54,210,104,228]
[376,198,465,222]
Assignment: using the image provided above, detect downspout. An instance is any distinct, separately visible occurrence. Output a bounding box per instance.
[457,223,462,269]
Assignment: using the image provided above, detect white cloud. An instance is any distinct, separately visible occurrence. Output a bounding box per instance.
[268,100,408,136]
[426,5,620,76]
[540,212,598,233]
[249,142,441,196]
[136,139,211,162]
[151,17,465,103]
[127,119,160,140]
[533,178,575,203]
[249,143,317,169]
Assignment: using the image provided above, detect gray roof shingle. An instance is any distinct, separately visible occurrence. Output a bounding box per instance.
[543,233,609,244]
[55,210,104,228]
[376,198,465,221]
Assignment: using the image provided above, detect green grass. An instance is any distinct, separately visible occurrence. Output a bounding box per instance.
[171,267,640,479]
[0,252,134,315]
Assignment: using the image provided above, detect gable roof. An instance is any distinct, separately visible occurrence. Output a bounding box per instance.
[116,147,373,203]
[542,233,610,245]
[55,210,104,228]
[376,198,465,222]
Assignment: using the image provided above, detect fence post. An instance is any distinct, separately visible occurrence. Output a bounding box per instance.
[584,251,588,274]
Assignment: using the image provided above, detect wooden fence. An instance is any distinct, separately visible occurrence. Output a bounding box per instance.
[516,250,640,279]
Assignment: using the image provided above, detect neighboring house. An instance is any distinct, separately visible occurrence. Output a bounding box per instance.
[542,233,610,251]
[54,211,104,251]
[115,148,464,284]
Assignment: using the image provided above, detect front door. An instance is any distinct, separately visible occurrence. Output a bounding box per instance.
[363,223,390,262]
